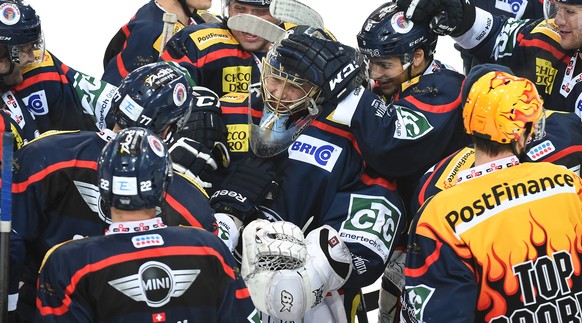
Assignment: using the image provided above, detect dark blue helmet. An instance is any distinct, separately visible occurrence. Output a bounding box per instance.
[98,127,172,211]
[112,61,195,138]
[357,2,437,60]
[0,0,44,65]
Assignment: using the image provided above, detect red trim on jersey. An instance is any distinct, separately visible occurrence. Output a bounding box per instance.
[11,160,98,193]
[164,194,203,228]
[36,246,235,316]
[361,172,397,190]
[541,145,582,163]
[417,155,452,207]
[222,106,263,118]
[13,71,67,91]
[519,38,570,64]
[404,91,461,114]
[235,288,250,299]
[194,48,253,68]
[404,237,442,278]
[116,53,129,79]
[310,120,363,155]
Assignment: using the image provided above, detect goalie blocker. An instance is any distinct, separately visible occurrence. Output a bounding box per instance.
[241,219,353,321]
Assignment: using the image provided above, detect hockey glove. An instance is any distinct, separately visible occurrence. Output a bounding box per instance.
[430,0,475,37]
[169,137,218,189]
[241,220,353,321]
[177,86,231,168]
[276,34,361,105]
[396,0,442,23]
[209,156,278,222]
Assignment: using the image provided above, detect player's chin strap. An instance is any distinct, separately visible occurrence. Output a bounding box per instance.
[241,219,353,321]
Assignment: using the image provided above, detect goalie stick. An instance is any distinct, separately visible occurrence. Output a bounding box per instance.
[0,131,13,322]
[270,0,324,30]
[159,12,178,57]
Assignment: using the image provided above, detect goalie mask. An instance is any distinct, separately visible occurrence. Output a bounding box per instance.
[249,27,329,158]
[112,61,194,143]
[98,127,173,211]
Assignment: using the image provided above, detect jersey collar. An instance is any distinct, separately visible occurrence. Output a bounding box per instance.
[456,155,520,184]
[105,217,167,235]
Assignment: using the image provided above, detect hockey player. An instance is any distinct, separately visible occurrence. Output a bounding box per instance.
[102,0,216,86]
[8,61,218,322]
[160,0,288,98]
[412,63,582,215]
[207,27,407,322]
[35,127,257,323]
[401,69,582,322]
[396,0,582,118]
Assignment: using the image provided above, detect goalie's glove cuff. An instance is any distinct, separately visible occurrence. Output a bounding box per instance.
[169,137,219,189]
[241,222,352,321]
[214,212,243,252]
[277,34,362,105]
[209,157,278,222]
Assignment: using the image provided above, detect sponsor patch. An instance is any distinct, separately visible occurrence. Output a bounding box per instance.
[340,194,403,260]
[227,124,250,153]
[535,57,557,95]
[131,234,164,248]
[112,176,138,196]
[23,90,49,115]
[402,284,435,322]
[220,92,249,103]
[120,95,144,121]
[222,65,252,93]
[288,135,342,172]
[527,140,555,161]
[191,28,238,50]
[436,148,475,191]
[576,92,582,121]
[495,0,527,17]
[393,105,433,140]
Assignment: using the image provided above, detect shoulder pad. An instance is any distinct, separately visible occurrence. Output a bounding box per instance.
[25,130,79,146]
[173,171,209,198]
[39,238,84,272]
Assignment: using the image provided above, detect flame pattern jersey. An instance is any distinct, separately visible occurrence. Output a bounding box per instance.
[401,161,582,322]
[35,219,256,322]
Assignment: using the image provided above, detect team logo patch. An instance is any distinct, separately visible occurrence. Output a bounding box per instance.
[147,135,165,157]
[0,3,20,26]
[340,194,403,259]
[172,83,187,107]
[527,140,555,161]
[390,11,413,34]
[108,261,200,307]
[402,284,435,322]
[288,135,342,172]
[131,234,164,248]
[23,90,49,115]
[393,105,433,140]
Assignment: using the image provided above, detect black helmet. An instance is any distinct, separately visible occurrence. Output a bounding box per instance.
[0,0,44,65]
[112,61,194,139]
[357,2,437,60]
[98,127,172,211]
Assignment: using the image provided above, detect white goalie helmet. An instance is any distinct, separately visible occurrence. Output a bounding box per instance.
[248,26,331,157]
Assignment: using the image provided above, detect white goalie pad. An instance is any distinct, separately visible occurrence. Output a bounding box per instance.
[241,221,353,321]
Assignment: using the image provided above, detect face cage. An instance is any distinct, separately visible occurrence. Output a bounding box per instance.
[248,83,322,158]
[7,34,45,66]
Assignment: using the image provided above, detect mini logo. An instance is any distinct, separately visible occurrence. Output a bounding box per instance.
[109,261,200,307]
[172,83,187,107]
[147,135,165,157]
[391,11,413,34]
[0,3,20,26]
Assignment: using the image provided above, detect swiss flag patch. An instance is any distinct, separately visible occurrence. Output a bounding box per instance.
[329,236,340,247]
[152,312,166,322]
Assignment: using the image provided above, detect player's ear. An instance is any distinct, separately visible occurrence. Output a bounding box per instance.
[412,48,425,67]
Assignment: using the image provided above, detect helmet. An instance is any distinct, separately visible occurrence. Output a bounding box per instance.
[250,26,328,157]
[0,0,44,65]
[222,0,271,18]
[112,61,194,139]
[357,2,437,61]
[98,127,172,211]
[463,71,545,144]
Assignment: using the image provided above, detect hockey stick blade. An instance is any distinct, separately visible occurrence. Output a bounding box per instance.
[227,14,285,43]
[270,0,324,29]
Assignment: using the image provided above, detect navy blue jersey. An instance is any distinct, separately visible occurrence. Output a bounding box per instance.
[475,0,543,19]
[220,92,407,304]
[36,218,257,322]
[102,0,203,86]
[413,110,582,214]
[457,10,582,116]
[9,129,215,319]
